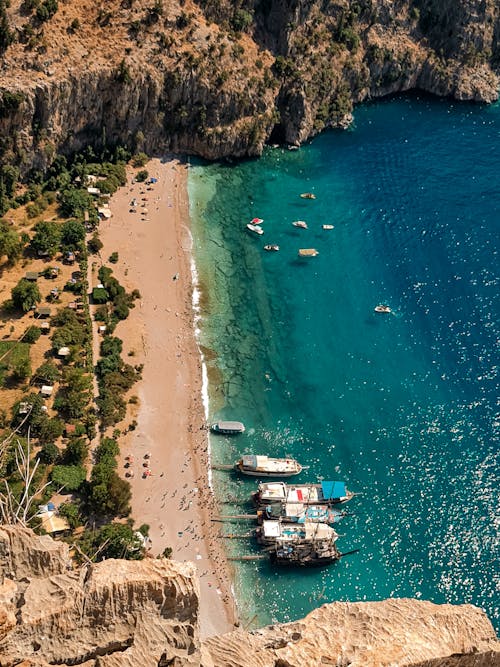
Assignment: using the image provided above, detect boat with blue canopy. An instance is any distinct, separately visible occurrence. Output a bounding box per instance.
[253,480,353,507]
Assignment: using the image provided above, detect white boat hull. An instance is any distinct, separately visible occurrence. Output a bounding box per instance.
[237,467,302,478]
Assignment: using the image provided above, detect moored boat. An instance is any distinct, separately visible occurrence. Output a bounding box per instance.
[256,519,338,547]
[300,193,316,200]
[258,502,347,526]
[264,244,279,252]
[298,248,319,257]
[253,480,353,507]
[374,304,391,313]
[235,455,303,478]
[292,220,308,229]
[322,224,334,230]
[246,223,264,235]
[211,420,245,435]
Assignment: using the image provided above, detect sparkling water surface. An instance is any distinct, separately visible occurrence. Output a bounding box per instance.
[188,95,499,630]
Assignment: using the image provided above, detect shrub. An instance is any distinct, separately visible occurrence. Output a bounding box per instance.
[0,220,21,264]
[23,325,41,344]
[58,187,93,218]
[109,251,119,263]
[51,464,86,492]
[78,523,143,561]
[11,357,32,382]
[136,170,148,182]
[58,501,81,528]
[131,152,148,167]
[60,219,85,250]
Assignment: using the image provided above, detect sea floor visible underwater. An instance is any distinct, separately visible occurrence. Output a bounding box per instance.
[188,94,500,631]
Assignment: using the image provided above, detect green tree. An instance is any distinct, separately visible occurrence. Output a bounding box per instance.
[136,170,148,182]
[62,437,88,465]
[51,464,86,492]
[131,152,148,167]
[53,367,92,418]
[34,361,60,384]
[37,416,64,442]
[11,278,41,312]
[30,220,61,257]
[80,523,143,561]
[38,442,60,464]
[23,325,41,344]
[58,500,81,528]
[58,187,92,218]
[88,233,103,254]
[11,356,31,382]
[0,0,13,53]
[0,220,21,264]
[60,219,85,250]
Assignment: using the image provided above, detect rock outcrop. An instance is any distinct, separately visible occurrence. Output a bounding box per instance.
[0,525,499,666]
[0,0,498,171]
[202,599,500,667]
[0,525,200,666]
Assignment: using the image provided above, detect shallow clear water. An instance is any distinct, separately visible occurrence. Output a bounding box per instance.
[188,94,500,630]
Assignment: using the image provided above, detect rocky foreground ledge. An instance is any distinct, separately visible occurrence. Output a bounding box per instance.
[0,526,498,666]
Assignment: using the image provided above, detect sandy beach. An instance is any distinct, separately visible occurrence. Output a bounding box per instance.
[95,157,236,638]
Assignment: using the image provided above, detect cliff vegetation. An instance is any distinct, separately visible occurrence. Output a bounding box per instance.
[0,0,498,174]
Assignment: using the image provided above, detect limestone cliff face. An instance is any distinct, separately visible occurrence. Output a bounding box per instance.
[0,526,499,667]
[0,525,200,666]
[202,599,500,666]
[0,0,498,171]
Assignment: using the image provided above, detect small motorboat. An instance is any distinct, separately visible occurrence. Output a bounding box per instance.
[211,420,246,435]
[236,455,303,478]
[250,217,264,225]
[298,248,319,257]
[246,223,264,235]
[300,193,316,200]
[322,224,334,230]
[264,244,279,252]
[374,305,391,313]
[292,220,308,229]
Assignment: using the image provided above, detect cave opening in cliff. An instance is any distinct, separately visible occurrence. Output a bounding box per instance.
[268,123,286,145]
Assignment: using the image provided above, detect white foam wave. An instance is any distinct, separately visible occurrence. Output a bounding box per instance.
[190,255,213,490]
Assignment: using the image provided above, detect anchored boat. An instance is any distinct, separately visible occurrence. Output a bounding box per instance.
[256,519,338,547]
[298,248,319,257]
[292,220,308,229]
[236,455,303,478]
[300,193,316,200]
[374,304,391,313]
[264,244,279,252]
[246,223,264,235]
[211,421,245,435]
[253,480,353,507]
[258,502,347,526]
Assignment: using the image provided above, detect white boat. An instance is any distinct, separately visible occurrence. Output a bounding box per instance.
[264,244,279,252]
[256,520,338,546]
[253,480,353,506]
[235,455,303,478]
[250,217,264,225]
[300,193,316,200]
[211,420,245,435]
[246,223,264,235]
[292,220,308,229]
[322,224,334,230]
[374,304,391,313]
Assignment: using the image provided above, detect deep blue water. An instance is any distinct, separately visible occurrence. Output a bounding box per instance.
[189,95,499,630]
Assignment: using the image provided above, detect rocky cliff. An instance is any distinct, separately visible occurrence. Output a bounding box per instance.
[0,525,499,667]
[0,0,498,171]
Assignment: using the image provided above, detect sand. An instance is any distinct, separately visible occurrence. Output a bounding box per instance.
[95,157,236,638]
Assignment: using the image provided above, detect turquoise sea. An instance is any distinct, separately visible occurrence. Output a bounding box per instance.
[188,95,499,630]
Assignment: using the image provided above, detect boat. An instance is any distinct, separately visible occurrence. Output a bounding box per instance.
[246,223,264,235]
[374,304,391,313]
[270,535,340,566]
[300,193,316,200]
[256,519,338,547]
[298,248,319,257]
[322,224,334,230]
[211,421,245,435]
[264,244,279,252]
[258,502,347,526]
[292,220,308,229]
[253,480,353,507]
[235,455,303,478]
[250,217,264,225]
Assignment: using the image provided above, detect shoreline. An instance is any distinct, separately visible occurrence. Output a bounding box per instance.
[96,157,236,637]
